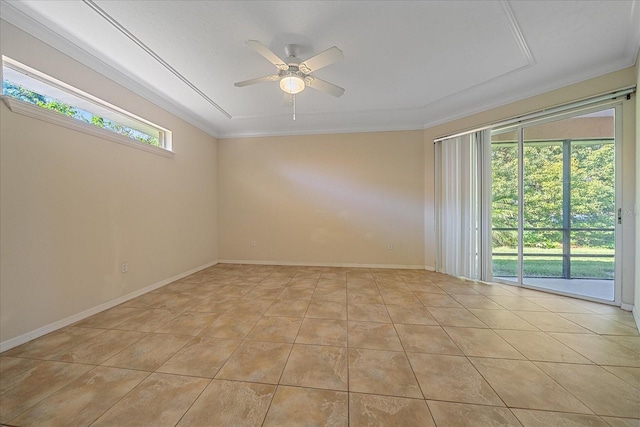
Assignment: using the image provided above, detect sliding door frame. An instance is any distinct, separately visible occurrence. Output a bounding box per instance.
[490,102,623,306]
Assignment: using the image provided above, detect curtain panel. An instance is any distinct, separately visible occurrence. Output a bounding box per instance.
[435,130,492,281]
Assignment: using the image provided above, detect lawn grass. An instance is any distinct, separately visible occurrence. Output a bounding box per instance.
[492,247,614,279]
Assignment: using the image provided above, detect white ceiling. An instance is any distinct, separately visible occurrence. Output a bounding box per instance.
[1,0,639,138]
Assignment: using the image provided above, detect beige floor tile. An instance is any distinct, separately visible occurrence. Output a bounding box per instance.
[296,318,348,347]
[473,284,520,297]
[153,311,219,336]
[427,401,521,427]
[407,352,503,406]
[487,296,548,311]
[49,329,146,365]
[505,287,555,298]
[444,327,524,359]
[348,348,422,398]
[347,303,391,323]
[280,344,348,391]
[349,393,435,427]
[3,327,104,360]
[535,362,640,418]
[347,290,385,304]
[386,305,438,325]
[72,307,141,329]
[548,333,640,367]
[313,288,348,302]
[320,271,347,281]
[145,293,196,312]
[469,358,592,413]
[157,337,241,378]
[512,311,593,333]
[569,299,628,315]
[263,385,348,427]
[604,336,640,354]
[279,286,316,300]
[557,313,640,336]
[511,409,611,427]
[225,299,275,315]
[601,417,640,426]
[245,316,302,343]
[155,282,198,294]
[91,373,209,426]
[602,366,640,389]
[395,324,463,355]
[215,340,291,384]
[193,297,235,313]
[496,330,592,363]
[381,291,423,306]
[602,313,639,329]
[523,297,597,313]
[245,286,286,299]
[347,321,403,350]
[200,313,261,339]
[415,292,463,308]
[451,294,505,310]
[405,282,446,293]
[113,308,179,332]
[306,300,348,320]
[4,264,638,426]
[101,333,191,371]
[428,307,488,328]
[8,366,148,426]
[264,299,310,317]
[0,358,93,423]
[177,379,275,427]
[468,309,539,330]
[438,283,482,295]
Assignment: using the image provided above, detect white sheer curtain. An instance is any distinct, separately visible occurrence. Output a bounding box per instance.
[435,130,492,280]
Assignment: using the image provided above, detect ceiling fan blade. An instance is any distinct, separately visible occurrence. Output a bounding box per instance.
[246,40,289,71]
[234,74,280,87]
[306,77,345,97]
[299,46,343,73]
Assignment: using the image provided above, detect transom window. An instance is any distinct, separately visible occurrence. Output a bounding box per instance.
[2,56,172,154]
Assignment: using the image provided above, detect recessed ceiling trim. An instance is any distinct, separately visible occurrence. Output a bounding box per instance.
[623,0,640,62]
[500,0,536,67]
[218,123,425,139]
[82,0,232,119]
[0,2,221,137]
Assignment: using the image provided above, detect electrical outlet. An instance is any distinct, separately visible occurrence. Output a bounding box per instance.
[387,244,393,250]
[121,263,128,273]
[251,241,257,247]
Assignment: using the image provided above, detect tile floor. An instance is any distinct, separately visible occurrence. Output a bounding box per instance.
[1,264,639,426]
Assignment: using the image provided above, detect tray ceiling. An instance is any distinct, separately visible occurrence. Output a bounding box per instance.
[1,0,638,137]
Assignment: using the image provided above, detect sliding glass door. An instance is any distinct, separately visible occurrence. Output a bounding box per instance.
[491,107,618,302]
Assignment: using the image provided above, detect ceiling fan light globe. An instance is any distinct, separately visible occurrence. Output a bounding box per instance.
[280,75,305,94]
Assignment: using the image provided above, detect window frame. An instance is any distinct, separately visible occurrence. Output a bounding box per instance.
[1,56,174,158]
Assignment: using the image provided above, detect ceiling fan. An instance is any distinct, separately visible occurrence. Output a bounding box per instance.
[235,40,345,105]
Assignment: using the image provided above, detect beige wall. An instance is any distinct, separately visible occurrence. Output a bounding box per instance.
[218,131,425,268]
[0,22,218,344]
[635,54,640,327]
[424,67,637,306]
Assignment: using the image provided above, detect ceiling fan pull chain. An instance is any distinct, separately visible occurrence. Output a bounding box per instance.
[293,93,296,121]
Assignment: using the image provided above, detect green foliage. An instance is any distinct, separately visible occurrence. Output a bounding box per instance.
[3,80,160,147]
[491,139,615,250]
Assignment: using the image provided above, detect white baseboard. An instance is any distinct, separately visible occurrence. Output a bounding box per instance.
[620,302,634,311]
[424,265,436,272]
[218,259,425,270]
[633,306,640,334]
[0,260,218,353]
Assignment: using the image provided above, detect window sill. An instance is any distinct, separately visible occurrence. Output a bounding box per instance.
[2,96,175,158]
